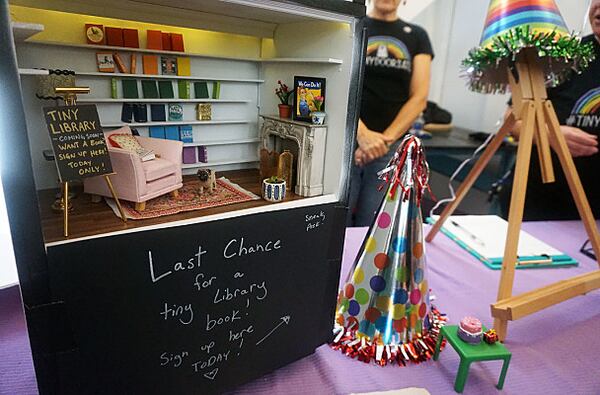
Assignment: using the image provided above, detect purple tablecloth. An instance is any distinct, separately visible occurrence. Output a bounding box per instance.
[2,222,599,394]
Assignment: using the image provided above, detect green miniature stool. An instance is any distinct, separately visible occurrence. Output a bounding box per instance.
[433,325,511,393]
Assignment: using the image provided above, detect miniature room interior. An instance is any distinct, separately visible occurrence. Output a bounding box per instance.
[2,0,600,394]
[11,0,357,243]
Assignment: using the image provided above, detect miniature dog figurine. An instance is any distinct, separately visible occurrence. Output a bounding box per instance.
[196,169,216,194]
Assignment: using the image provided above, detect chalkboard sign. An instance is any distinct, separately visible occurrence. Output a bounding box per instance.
[43,104,112,182]
[44,203,346,394]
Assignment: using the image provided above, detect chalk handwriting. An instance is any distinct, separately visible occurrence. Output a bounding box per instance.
[200,341,215,355]
[223,237,281,259]
[213,281,268,304]
[191,351,230,373]
[229,324,254,348]
[194,273,217,291]
[160,302,194,325]
[306,210,326,232]
[149,246,207,283]
[160,351,189,368]
[206,310,240,331]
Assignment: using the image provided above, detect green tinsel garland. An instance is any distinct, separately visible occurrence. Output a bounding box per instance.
[462,25,596,94]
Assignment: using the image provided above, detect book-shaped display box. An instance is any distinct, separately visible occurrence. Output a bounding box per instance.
[427,215,577,269]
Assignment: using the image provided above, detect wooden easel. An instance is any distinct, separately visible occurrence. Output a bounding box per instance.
[55,87,127,237]
[425,49,600,341]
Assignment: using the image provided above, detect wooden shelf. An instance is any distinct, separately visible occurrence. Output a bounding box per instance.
[74,71,264,84]
[182,158,258,169]
[78,98,250,103]
[11,22,44,42]
[102,120,251,127]
[22,40,343,65]
[184,138,260,147]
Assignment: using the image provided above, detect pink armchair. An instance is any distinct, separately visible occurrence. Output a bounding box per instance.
[84,126,183,211]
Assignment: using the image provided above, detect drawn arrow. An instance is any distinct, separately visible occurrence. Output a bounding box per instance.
[203,368,218,380]
[255,316,291,346]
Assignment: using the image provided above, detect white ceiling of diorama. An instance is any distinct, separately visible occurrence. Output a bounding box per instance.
[9,0,340,38]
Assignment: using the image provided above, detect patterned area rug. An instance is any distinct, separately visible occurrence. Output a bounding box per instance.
[106,177,260,220]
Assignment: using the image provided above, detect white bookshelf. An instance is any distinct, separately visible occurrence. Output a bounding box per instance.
[183,138,260,147]
[74,71,264,83]
[11,22,44,42]
[78,98,250,103]
[24,40,344,65]
[102,120,251,128]
[182,158,259,169]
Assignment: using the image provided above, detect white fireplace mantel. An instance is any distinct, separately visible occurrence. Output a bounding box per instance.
[260,115,327,197]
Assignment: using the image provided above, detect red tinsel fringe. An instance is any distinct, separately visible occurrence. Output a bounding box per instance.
[330,307,447,366]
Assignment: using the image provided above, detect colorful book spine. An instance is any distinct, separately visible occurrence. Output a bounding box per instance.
[130,54,137,74]
[111,78,117,99]
[165,126,180,141]
[179,125,193,143]
[182,147,196,164]
[197,146,208,163]
[178,81,190,99]
[113,53,128,73]
[212,81,220,99]
[149,126,166,139]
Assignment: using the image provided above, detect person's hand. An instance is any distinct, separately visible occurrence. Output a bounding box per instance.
[356,126,394,164]
[561,126,598,157]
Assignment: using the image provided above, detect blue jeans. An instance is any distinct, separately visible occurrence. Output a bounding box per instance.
[347,141,401,227]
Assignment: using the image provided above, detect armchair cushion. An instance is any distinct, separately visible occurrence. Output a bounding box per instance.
[108,134,143,151]
[143,157,178,182]
[104,125,133,143]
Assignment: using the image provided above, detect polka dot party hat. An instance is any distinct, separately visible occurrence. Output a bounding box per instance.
[331,135,446,366]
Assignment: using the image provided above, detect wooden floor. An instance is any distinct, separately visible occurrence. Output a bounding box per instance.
[39,169,305,243]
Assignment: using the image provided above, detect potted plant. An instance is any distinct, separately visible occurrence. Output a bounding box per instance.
[275,80,292,119]
[310,95,326,125]
[262,175,286,202]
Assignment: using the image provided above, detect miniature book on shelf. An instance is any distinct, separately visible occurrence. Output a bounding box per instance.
[96,53,115,72]
[168,104,184,121]
[161,56,177,75]
[197,103,211,120]
[85,24,105,45]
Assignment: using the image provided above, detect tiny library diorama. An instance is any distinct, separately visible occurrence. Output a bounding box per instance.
[12,1,355,243]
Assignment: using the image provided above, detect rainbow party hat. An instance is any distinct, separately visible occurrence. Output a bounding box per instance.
[463,0,595,94]
[330,136,446,366]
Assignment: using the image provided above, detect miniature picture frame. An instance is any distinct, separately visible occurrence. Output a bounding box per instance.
[161,56,178,75]
[96,52,115,73]
[292,76,326,122]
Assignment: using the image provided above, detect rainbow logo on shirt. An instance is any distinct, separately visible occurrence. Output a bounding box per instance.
[367,36,410,60]
[366,36,412,71]
[566,87,600,129]
[572,88,600,115]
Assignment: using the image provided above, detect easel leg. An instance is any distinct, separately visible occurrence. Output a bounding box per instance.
[494,102,536,341]
[104,175,127,222]
[544,102,600,266]
[63,182,69,237]
[426,113,516,242]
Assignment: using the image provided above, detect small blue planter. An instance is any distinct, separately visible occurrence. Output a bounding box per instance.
[262,179,286,203]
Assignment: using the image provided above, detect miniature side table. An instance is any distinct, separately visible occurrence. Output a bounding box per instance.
[260,115,327,197]
[433,325,511,393]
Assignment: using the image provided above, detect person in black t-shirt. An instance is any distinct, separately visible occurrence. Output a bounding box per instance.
[500,1,600,221]
[348,0,434,226]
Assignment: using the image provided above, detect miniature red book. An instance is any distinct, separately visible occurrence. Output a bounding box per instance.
[105,27,124,47]
[161,32,172,51]
[171,33,184,52]
[123,29,139,48]
[85,24,105,45]
[146,30,162,50]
